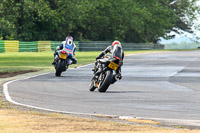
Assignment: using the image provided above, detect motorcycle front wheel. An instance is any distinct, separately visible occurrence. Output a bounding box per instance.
[89,79,96,91]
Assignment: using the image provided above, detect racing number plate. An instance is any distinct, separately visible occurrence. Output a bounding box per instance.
[59,53,67,59]
[108,62,119,70]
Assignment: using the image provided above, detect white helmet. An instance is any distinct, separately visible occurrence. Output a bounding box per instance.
[65,36,73,46]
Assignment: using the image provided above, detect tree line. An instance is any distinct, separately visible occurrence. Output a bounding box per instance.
[0,0,199,43]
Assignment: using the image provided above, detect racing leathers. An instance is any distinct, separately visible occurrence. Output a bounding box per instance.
[53,40,77,65]
[95,44,124,81]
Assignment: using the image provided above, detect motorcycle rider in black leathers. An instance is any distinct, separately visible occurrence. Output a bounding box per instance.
[94,40,124,82]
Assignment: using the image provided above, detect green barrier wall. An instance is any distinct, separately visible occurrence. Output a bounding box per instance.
[19,41,38,52]
[79,42,164,51]
[74,41,79,51]
[0,41,5,53]
[51,41,62,51]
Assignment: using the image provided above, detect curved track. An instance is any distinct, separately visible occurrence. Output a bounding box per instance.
[4,50,200,127]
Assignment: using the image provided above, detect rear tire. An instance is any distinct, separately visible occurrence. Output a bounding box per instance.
[98,70,113,93]
[55,59,64,76]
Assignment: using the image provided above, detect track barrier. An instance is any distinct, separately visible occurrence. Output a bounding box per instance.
[4,41,19,52]
[0,40,164,53]
[38,41,51,52]
[0,40,5,53]
[78,41,164,51]
[19,41,38,52]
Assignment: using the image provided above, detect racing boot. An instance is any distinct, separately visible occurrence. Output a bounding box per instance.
[111,73,122,84]
[52,60,56,65]
[115,73,122,80]
[71,57,77,64]
[52,55,58,65]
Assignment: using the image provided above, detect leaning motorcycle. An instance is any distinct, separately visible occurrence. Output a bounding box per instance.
[89,55,122,92]
[54,48,70,76]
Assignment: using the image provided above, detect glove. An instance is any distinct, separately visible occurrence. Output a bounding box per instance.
[96,56,100,60]
[56,46,60,50]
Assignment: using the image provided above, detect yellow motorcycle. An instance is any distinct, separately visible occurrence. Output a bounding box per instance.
[54,49,69,76]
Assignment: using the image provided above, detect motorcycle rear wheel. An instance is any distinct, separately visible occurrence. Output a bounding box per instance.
[98,70,113,93]
[55,59,64,76]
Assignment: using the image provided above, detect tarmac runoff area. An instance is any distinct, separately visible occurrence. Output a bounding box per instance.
[3,50,200,128]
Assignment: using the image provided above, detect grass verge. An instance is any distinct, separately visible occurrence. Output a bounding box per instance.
[0,51,101,74]
[0,108,200,133]
[0,50,200,132]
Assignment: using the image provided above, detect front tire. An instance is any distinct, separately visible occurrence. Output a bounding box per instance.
[89,80,96,92]
[98,70,113,93]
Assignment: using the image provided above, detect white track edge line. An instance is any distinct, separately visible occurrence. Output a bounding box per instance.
[3,63,119,118]
[3,79,118,117]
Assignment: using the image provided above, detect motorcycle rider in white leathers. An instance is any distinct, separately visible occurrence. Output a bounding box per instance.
[52,36,77,65]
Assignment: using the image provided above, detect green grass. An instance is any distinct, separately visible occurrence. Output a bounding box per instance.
[0,49,198,73]
[0,51,100,73]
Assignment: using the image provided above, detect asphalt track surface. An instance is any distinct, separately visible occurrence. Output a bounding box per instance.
[4,50,200,127]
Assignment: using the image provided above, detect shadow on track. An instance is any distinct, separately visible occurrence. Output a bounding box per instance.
[105,91,144,94]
